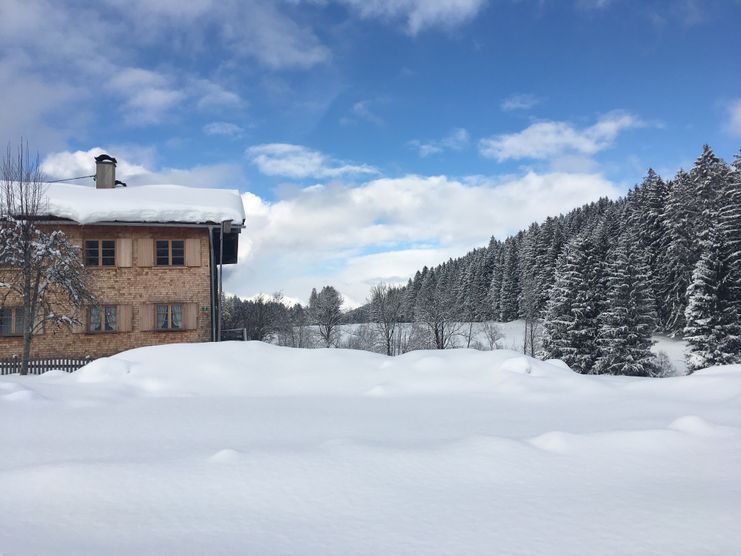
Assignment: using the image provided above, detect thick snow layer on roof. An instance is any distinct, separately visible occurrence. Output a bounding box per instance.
[40,183,245,224]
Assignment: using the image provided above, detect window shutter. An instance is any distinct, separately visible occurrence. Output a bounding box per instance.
[118,305,133,332]
[183,303,198,330]
[33,310,45,335]
[139,304,155,331]
[137,239,154,267]
[185,238,201,267]
[116,238,133,267]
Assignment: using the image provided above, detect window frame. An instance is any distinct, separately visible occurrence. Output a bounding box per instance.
[155,303,183,331]
[155,239,186,267]
[0,306,25,337]
[84,239,116,267]
[88,305,118,334]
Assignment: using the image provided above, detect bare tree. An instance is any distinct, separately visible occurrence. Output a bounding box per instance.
[369,283,403,355]
[309,286,343,347]
[341,323,380,352]
[0,142,95,374]
[481,322,503,350]
[396,323,433,354]
[519,275,542,357]
[414,268,461,349]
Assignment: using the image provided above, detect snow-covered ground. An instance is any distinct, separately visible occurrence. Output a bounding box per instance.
[2,342,739,554]
[337,320,689,374]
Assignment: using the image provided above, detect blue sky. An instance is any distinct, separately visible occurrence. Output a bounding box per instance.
[2,0,740,304]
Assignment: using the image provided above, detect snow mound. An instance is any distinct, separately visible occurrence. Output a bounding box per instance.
[42,183,245,224]
[669,415,739,437]
[208,449,243,463]
[1,385,46,402]
[528,431,573,453]
[72,342,589,398]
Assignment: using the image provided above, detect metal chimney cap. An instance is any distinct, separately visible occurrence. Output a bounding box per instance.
[94,154,117,164]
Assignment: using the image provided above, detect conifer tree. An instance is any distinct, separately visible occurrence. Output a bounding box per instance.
[498,237,521,321]
[684,228,728,371]
[487,249,505,320]
[542,234,601,373]
[657,170,698,332]
[717,152,741,359]
[594,233,658,376]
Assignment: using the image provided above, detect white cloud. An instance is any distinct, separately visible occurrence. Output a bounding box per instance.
[501,93,541,112]
[246,144,379,179]
[41,148,149,181]
[203,122,245,137]
[353,100,385,125]
[726,99,741,136]
[221,1,330,69]
[575,0,614,10]
[340,99,387,126]
[193,80,244,111]
[335,0,489,34]
[409,128,470,157]
[41,147,245,189]
[479,111,645,162]
[227,171,620,304]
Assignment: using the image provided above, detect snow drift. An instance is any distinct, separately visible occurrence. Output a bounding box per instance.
[2,342,740,555]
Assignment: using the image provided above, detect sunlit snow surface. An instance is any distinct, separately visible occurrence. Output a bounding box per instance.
[40,183,245,224]
[2,342,740,554]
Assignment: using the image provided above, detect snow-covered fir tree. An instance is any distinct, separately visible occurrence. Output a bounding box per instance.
[541,234,602,373]
[684,227,730,371]
[594,232,658,376]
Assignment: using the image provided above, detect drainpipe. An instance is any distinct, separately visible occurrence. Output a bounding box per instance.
[208,225,217,342]
[217,221,224,342]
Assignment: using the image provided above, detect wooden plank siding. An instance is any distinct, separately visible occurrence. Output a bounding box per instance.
[0,225,213,360]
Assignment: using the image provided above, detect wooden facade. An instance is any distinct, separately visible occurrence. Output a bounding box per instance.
[0,222,226,359]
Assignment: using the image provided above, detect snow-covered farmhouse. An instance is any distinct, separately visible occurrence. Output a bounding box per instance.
[0,154,245,360]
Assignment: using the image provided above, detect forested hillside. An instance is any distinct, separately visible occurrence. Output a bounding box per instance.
[369,146,741,374]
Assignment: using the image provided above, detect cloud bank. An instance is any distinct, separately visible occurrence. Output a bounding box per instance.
[232,171,620,305]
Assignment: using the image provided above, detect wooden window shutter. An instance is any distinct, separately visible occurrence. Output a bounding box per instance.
[185,238,201,267]
[183,303,198,330]
[118,305,133,332]
[137,239,154,267]
[116,238,133,267]
[139,304,155,331]
[33,310,45,335]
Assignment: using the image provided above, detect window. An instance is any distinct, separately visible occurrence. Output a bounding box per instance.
[89,305,117,333]
[155,303,182,330]
[0,307,24,336]
[85,240,116,267]
[155,240,185,266]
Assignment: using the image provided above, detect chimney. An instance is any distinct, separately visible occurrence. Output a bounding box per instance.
[94,154,117,189]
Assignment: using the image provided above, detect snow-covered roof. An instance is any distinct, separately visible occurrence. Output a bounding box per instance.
[39,183,245,225]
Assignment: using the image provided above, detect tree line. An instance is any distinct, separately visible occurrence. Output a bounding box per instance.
[386,146,741,375]
[229,146,740,376]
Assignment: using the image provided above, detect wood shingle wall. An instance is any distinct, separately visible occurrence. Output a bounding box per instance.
[0,224,213,359]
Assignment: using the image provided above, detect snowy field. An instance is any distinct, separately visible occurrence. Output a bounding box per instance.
[337,320,689,374]
[2,342,739,554]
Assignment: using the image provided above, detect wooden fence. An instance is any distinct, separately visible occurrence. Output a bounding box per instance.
[0,357,93,376]
[221,328,248,341]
